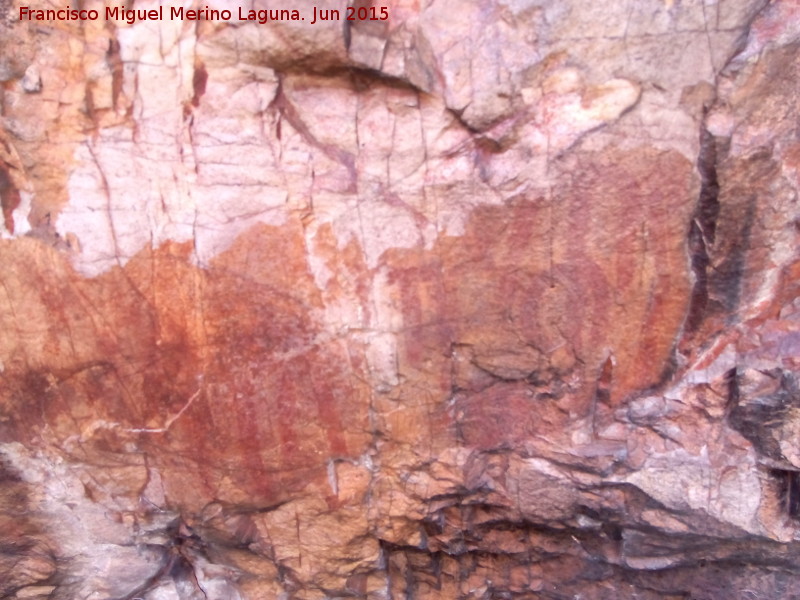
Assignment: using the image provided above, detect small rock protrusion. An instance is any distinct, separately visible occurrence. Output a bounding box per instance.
[21,64,41,93]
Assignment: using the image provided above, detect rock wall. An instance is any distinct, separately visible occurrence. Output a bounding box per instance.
[1,0,799,598]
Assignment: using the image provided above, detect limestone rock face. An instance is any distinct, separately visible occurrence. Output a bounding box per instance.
[1,0,799,598]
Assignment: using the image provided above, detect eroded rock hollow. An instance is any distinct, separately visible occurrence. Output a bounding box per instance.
[1,0,800,598]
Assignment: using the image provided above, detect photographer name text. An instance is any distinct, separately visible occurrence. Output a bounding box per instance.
[19,5,390,25]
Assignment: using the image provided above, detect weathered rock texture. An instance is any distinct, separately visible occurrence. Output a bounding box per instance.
[1,0,799,598]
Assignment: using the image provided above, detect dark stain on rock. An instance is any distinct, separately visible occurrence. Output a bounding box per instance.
[771,469,800,519]
[728,368,800,461]
[684,127,721,335]
[106,37,123,111]
[712,196,757,316]
[710,147,779,316]
[0,163,20,234]
[191,61,208,108]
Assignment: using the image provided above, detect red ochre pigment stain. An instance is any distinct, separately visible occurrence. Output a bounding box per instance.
[0,148,694,508]
[0,225,371,510]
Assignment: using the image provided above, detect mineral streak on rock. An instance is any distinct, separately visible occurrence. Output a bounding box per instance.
[1,0,800,598]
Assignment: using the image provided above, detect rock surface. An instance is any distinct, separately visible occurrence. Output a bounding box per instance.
[1,0,799,598]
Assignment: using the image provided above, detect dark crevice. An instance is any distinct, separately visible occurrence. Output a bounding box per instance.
[116,518,213,600]
[271,62,493,142]
[684,124,720,335]
[726,367,800,521]
[673,0,769,351]
[278,62,424,96]
[771,469,800,519]
[268,72,357,193]
[728,368,800,460]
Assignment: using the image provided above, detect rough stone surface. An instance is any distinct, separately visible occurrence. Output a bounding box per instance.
[1,0,799,598]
